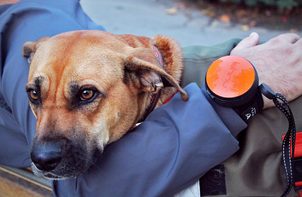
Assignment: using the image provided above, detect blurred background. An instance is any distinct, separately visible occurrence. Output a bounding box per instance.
[80,0,302,46]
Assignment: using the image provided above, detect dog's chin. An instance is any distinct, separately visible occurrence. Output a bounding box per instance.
[31,163,75,180]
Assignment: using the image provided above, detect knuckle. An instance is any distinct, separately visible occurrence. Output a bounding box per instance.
[268,37,280,44]
[296,39,302,47]
[279,33,300,39]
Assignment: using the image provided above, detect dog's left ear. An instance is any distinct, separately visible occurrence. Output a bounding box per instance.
[23,37,49,64]
[124,48,188,101]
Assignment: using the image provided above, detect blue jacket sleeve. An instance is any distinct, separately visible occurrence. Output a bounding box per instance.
[0,1,247,196]
[53,83,247,197]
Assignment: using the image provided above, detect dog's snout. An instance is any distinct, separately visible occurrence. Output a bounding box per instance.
[31,138,66,172]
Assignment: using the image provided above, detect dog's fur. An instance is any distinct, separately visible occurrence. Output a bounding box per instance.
[24,30,188,178]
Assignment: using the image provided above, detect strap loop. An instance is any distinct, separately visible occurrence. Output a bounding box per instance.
[260,84,296,197]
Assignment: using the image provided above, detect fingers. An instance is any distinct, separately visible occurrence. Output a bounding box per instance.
[268,33,300,44]
[233,32,260,51]
[294,37,302,46]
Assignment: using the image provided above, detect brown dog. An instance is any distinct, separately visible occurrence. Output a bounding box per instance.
[23,30,188,179]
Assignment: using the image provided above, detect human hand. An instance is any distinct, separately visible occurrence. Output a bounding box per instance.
[231,32,302,109]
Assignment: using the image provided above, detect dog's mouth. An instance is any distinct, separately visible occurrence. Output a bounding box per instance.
[29,130,108,180]
[31,158,88,180]
[31,148,102,180]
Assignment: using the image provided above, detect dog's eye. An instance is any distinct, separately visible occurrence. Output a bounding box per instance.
[27,89,40,104]
[29,90,39,100]
[80,89,95,101]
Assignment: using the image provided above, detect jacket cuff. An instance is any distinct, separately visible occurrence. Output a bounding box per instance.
[201,85,247,137]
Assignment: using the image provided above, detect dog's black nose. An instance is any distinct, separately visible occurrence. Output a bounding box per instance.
[31,139,66,172]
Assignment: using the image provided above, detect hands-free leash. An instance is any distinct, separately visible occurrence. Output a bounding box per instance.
[260,84,296,197]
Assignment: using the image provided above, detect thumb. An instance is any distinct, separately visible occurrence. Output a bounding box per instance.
[234,32,260,51]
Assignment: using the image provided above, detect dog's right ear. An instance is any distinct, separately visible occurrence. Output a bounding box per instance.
[124,48,188,101]
[23,37,49,64]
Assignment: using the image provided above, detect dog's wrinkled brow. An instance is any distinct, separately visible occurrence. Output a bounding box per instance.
[34,76,44,87]
[68,82,81,109]
[69,82,80,98]
[26,76,44,90]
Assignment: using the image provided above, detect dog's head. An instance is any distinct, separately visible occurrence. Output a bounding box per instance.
[23,30,187,179]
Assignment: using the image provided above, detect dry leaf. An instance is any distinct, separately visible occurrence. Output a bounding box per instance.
[236,9,248,18]
[219,14,231,24]
[166,7,178,15]
[241,25,250,31]
[249,20,257,27]
[203,8,215,17]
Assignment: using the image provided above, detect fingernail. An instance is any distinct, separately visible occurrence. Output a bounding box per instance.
[249,32,257,37]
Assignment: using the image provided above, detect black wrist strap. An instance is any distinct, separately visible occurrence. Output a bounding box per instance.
[259,84,296,197]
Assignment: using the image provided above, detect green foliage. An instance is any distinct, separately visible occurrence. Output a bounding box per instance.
[208,0,302,9]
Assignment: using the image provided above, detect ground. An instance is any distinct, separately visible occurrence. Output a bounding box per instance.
[80,0,301,46]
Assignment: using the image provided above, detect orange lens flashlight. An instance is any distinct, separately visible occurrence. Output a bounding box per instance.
[205,56,259,108]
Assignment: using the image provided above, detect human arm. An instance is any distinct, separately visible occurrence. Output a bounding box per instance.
[53,83,246,197]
